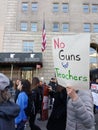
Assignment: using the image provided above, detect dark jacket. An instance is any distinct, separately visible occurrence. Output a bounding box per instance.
[0,100,20,130]
[29,88,41,130]
[32,87,43,114]
[14,89,20,103]
[46,88,67,130]
[48,81,57,92]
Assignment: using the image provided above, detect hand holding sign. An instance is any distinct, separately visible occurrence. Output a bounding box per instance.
[66,87,78,101]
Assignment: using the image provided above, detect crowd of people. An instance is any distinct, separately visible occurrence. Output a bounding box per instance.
[0,72,96,130]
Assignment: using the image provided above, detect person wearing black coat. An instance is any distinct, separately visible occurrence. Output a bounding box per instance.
[48,78,58,109]
[29,77,41,130]
[0,73,20,130]
[46,85,67,130]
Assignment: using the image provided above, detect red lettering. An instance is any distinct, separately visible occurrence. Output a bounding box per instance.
[60,42,65,48]
[53,38,65,49]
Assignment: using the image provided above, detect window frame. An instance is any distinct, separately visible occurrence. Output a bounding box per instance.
[83,23,91,32]
[92,4,98,13]
[31,2,38,12]
[20,22,28,31]
[93,23,98,33]
[31,22,37,32]
[22,2,28,11]
[62,23,69,32]
[62,3,69,13]
[53,22,59,32]
[53,3,59,12]
[23,41,34,52]
[83,4,90,13]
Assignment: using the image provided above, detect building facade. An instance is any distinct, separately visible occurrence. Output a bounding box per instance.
[0,0,98,82]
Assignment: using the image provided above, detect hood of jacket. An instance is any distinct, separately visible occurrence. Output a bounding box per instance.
[0,100,20,120]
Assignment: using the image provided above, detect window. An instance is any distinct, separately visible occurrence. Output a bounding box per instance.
[83,4,89,13]
[93,23,98,32]
[21,22,27,31]
[53,3,59,12]
[90,47,97,67]
[62,3,69,13]
[62,23,69,32]
[83,23,90,32]
[92,4,98,13]
[23,41,34,52]
[22,3,28,11]
[32,2,38,12]
[53,23,59,32]
[31,23,37,32]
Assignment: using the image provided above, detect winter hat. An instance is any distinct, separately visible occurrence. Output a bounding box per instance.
[0,73,10,90]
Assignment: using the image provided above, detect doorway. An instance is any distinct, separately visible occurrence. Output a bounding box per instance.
[21,67,33,82]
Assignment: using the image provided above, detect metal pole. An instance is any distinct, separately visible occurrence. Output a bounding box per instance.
[96,47,98,68]
[10,64,13,80]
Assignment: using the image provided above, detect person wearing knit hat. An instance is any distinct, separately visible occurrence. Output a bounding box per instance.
[0,73,10,90]
[0,73,20,130]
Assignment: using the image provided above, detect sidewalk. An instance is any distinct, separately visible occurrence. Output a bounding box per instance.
[25,109,98,130]
[25,119,48,130]
[25,110,51,130]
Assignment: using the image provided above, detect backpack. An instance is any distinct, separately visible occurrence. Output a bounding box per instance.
[24,93,35,117]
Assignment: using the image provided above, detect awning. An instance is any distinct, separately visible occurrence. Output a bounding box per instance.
[0,52,43,67]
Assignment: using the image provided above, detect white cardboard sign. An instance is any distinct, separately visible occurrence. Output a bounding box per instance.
[91,84,98,106]
[52,34,90,90]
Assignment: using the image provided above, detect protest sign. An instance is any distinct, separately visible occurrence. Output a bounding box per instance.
[52,34,90,90]
[91,84,98,106]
